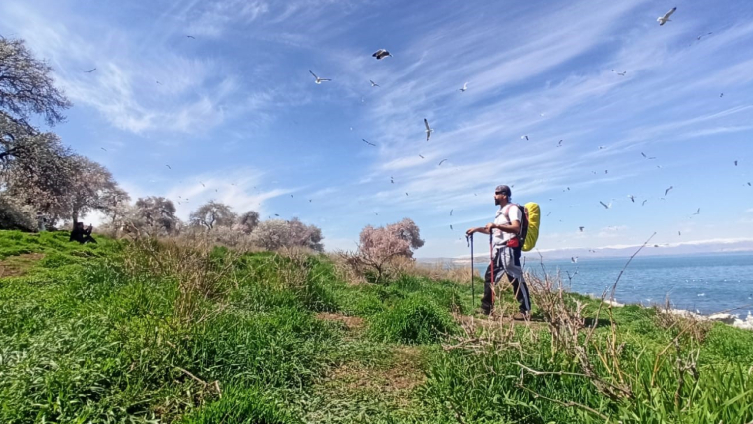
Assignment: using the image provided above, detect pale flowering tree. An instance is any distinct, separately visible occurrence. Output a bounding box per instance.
[129,196,180,236]
[0,37,71,129]
[63,155,118,224]
[343,218,424,284]
[233,211,260,234]
[189,201,237,230]
[249,218,325,251]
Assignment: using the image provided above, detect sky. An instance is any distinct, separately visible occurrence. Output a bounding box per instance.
[1,0,753,258]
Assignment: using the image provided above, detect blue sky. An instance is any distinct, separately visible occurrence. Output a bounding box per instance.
[2,0,753,258]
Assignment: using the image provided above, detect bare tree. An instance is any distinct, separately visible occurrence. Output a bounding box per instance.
[0,36,72,128]
[189,201,237,230]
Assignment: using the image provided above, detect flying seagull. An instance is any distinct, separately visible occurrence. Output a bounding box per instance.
[720,93,724,98]
[424,119,433,141]
[571,257,578,263]
[557,140,563,147]
[450,209,453,216]
[405,192,409,196]
[641,152,656,159]
[628,195,635,203]
[372,49,392,60]
[657,7,676,26]
[459,82,468,92]
[642,200,648,206]
[84,68,96,73]
[678,231,681,236]
[734,160,738,166]
[579,226,585,232]
[100,147,107,152]
[692,208,700,215]
[369,79,380,87]
[362,138,376,146]
[201,182,205,187]
[521,135,529,141]
[165,164,172,169]
[186,35,196,39]
[390,176,394,184]
[438,159,447,166]
[599,146,605,150]
[599,201,610,209]
[309,70,331,84]
[418,154,424,159]
[664,186,673,196]
[696,32,713,41]
[450,225,453,230]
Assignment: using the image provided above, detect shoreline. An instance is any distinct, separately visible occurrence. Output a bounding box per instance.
[593,296,753,331]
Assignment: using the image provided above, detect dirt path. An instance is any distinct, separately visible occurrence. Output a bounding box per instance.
[0,253,45,278]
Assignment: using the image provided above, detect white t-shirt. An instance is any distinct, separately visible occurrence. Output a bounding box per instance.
[492,204,523,251]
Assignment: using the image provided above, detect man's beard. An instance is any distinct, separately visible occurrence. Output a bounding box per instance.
[494,198,500,206]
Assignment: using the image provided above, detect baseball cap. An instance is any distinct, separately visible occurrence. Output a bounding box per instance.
[495,185,511,197]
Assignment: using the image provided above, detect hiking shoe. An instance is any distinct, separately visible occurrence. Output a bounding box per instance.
[512,312,530,321]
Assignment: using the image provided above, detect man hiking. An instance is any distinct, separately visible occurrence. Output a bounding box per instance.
[466,185,531,320]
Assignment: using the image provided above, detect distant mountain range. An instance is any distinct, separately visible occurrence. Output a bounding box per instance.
[417,238,753,265]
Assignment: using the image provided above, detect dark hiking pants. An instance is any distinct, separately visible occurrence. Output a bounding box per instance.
[481,246,531,315]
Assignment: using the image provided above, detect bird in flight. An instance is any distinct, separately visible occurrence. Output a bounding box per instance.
[664,186,674,196]
[201,182,205,187]
[599,146,605,150]
[438,159,447,166]
[418,154,424,159]
[362,138,376,146]
[274,213,280,217]
[459,82,468,92]
[599,201,611,209]
[309,70,331,84]
[628,195,635,203]
[720,93,724,98]
[405,192,409,196]
[657,7,676,26]
[165,164,171,169]
[642,200,648,206]
[678,231,681,236]
[84,68,96,73]
[424,119,433,141]
[641,152,656,159]
[557,140,563,147]
[521,135,529,141]
[571,257,578,263]
[372,49,392,60]
[450,209,453,216]
[692,208,700,215]
[697,32,712,40]
[450,225,453,230]
[390,176,394,184]
[186,35,196,39]
[100,147,107,152]
[579,226,585,232]
[734,160,738,166]
[369,80,380,87]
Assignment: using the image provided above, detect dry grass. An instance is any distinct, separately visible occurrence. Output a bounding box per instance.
[122,236,239,325]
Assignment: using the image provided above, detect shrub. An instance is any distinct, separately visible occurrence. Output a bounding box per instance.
[368,294,457,344]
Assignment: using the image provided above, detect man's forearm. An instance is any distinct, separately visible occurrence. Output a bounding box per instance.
[474,227,491,234]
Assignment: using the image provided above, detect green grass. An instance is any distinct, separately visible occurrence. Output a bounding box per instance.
[1,229,752,423]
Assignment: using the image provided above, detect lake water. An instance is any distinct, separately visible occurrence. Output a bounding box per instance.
[472,253,753,315]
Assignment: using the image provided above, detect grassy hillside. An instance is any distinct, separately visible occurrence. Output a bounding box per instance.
[1,229,752,423]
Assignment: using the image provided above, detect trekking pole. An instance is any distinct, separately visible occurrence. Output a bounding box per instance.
[489,233,496,312]
[467,234,474,308]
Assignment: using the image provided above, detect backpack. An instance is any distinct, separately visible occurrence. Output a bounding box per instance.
[502,202,541,252]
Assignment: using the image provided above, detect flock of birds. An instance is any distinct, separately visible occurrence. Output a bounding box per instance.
[84,7,752,251]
